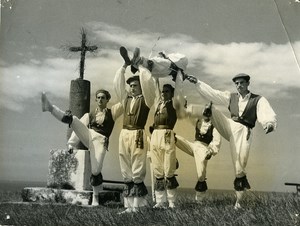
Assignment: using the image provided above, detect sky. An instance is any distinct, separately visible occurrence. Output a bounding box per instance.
[0,0,300,193]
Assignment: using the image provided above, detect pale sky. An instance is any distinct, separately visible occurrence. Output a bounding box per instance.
[0,0,300,192]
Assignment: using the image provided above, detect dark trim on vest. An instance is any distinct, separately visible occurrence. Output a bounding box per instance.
[195,119,214,145]
[89,108,115,138]
[228,93,261,129]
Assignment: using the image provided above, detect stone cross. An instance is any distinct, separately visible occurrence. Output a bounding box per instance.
[67,29,97,148]
[69,29,98,80]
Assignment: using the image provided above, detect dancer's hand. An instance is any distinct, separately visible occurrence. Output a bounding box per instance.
[186,75,198,84]
[264,123,274,134]
[67,145,74,154]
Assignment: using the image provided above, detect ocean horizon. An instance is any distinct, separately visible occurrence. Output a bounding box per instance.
[1,180,284,197]
[0,179,238,195]
[0,180,47,192]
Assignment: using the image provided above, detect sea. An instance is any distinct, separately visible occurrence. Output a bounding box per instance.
[0,180,265,196]
[0,180,47,192]
[0,180,201,194]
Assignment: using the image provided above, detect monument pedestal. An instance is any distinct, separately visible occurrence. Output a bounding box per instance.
[47,149,92,190]
[22,149,123,205]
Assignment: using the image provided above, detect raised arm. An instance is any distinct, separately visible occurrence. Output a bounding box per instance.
[173,70,188,118]
[113,66,127,106]
[186,75,231,106]
[139,66,156,108]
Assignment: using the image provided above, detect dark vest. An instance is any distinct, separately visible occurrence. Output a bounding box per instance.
[195,120,214,144]
[89,108,115,138]
[123,96,150,129]
[228,93,261,128]
[154,100,177,129]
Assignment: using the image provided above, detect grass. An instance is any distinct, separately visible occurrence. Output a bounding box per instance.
[0,189,299,225]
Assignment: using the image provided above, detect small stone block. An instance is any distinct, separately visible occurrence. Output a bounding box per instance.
[47,149,92,191]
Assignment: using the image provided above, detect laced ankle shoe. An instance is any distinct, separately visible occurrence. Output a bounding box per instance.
[131,47,141,72]
[120,46,131,65]
[195,191,206,202]
[91,195,99,206]
[132,207,139,213]
[168,202,175,209]
[118,208,132,214]
[153,203,166,209]
[234,202,242,210]
[41,92,53,112]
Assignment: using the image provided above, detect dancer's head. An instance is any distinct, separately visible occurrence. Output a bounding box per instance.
[95,89,111,109]
[161,84,174,101]
[126,75,142,97]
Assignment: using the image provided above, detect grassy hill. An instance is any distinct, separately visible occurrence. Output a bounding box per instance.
[0,186,299,225]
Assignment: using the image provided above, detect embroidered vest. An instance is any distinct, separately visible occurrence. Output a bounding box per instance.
[89,109,115,138]
[123,96,150,129]
[195,120,214,144]
[154,100,177,129]
[228,93,261,128]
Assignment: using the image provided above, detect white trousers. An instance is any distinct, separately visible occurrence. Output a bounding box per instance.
[210,106,252,177]
[118,129,147,183]
[175,136,209,181]
[68,116,107,176]
[150,129,177,179]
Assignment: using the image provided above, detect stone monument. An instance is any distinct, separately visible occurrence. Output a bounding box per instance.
[22,29,122,205]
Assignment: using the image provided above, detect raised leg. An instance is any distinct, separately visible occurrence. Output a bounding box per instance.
[41,92,73,125]
[41,92,53,112]
[120,46,131,66]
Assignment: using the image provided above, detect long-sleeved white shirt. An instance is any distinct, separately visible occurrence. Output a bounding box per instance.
[67,102,123,148]
[113,66,156,109]
[194,80,277,130]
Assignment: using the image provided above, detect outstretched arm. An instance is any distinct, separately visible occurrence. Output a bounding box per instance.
[186,75,231,106]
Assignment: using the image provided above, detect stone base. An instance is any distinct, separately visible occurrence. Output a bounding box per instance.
[47,149,92,190]
[21,187,122,206]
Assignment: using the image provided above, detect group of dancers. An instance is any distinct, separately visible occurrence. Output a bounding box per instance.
[42,46,277,213]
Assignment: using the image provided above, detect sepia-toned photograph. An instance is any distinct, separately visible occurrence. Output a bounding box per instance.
[0,0,299,225]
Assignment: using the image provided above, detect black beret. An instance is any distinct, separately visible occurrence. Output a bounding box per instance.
[126,75,140,84]
[232,73,250,82]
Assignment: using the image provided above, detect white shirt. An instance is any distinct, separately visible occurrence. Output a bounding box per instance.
[194,80,277,129]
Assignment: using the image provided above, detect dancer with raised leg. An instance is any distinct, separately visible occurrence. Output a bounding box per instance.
[185,73,277,209]
[41,89,123,206]
[119,46,188,81]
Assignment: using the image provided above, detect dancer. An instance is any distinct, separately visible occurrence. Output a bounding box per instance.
[150,81,179,209]
[114,47,156,213]
[175,102,221,201]
[120,46,188,81]
[41,89,123,206]
[186,73,277,209]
